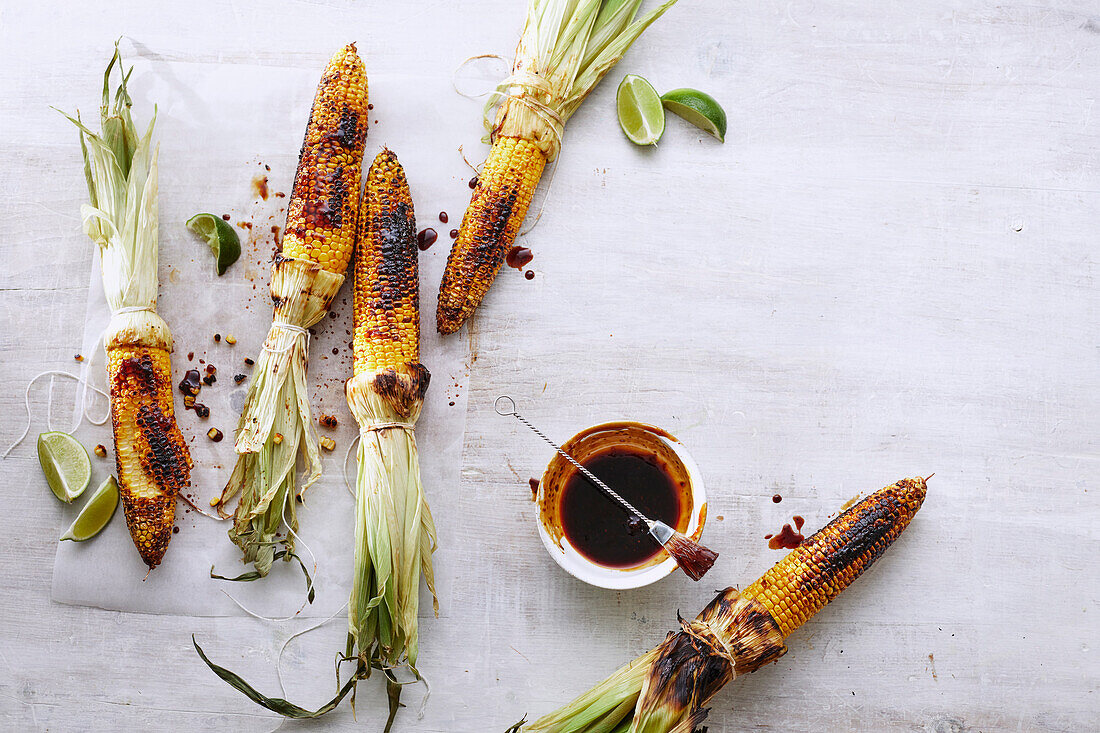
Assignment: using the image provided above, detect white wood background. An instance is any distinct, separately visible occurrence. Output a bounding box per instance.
[1,1,1097,731]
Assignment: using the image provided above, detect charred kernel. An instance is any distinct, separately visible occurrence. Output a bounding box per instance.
[193,403,210,419]
[202,374,216,386]
[319,414,338,429]
[225,334,236,345]
[319,436,336,452]
[183,394,196,408]
[273,433,283,445]
[94,444,108,458]
[244,357,255,366]
[233,373,246,384]
[213,333,221,343]
[207,428,223,442]
[74,354,84,362]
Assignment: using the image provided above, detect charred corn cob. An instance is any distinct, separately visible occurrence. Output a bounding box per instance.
[62,44,191,569]
[437,135,546,333]
[346,149,438,731]
[517,477,927,733]
[742,476,927,638]
[216,44,369,576]
[436,0,679,334]
[107,345,190,567]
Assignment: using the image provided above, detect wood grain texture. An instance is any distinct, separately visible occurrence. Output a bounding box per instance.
[0,1,1096,731]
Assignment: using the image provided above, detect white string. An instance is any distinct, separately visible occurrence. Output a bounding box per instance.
[261,322,310,355]
[360,422,415,433]
[274,601,350,698]
[215,496,320,622]
[342,434,360,499]
[114,305,154,315]
[3,371,110,459]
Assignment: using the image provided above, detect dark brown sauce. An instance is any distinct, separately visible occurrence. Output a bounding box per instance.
[417,228,438,251]
[793,515,805,530]
[178,369,202,397]
[767,520,805,550]
[438,211,448,223]
[449,228,459,239]
[221,214,231,221]
[468,175,478,189]
[505,246,533,269]
[529,478,540,501]
[772,493,782,503]
[524,270,535,280]
[252,175,269,200]
[560,448,680,568]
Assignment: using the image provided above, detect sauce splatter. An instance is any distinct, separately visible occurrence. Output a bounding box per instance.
[529,478,540,501]
[772,493,782,503]
[438,211,449,223]
[468,176,479,189]
[252,175,269,200]
[506,246,533,270]
[766,519,805,550]
[449,228,459,239]
[417,228,438,251]
[524,270,535,280]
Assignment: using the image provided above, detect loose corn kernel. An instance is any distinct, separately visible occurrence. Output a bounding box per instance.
[225,334,237,345]
[319,436,336,452]
[207,427,223,442]
[436,134,546,334]
[273,432,283,445]
[94,444,107,458]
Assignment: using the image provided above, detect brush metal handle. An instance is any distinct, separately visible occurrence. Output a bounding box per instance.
[495,396,654,530]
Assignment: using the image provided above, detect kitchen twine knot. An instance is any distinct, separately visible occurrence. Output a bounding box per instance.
[262,322,309,355]
[360,422,415,434]
[115,304,156,315]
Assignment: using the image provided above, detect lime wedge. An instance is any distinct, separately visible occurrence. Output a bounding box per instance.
[186,213,241,275]
[38,431,91,503]
[660,88,727,142]
[616,74,665,146]
[61,475,120,542]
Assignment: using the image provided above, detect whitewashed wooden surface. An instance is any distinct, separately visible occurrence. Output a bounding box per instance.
[1,2,1097,731]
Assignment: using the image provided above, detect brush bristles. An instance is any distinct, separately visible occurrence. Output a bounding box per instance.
[666,532,718,581]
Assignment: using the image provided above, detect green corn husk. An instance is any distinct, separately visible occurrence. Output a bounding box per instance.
[484,0,679,158]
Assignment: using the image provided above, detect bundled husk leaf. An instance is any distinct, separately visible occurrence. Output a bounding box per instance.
[485,0,679,159]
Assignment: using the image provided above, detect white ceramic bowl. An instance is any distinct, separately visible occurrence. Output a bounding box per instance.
[535,421,707,590]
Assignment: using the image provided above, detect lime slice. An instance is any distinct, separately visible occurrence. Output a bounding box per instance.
[616,74,665,146]
[60,475,120,542]
[660,88,727,142]
[38,431,91,503]
[186,213,241,276]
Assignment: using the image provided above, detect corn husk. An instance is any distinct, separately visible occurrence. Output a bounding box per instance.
[58,42,172,350]
[215,257,343,575]
[485,0,679,159]
[345,364,438,730]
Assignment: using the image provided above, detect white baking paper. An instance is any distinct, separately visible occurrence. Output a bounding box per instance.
[51,57,477,618]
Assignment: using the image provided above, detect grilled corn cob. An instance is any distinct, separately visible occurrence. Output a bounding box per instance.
[62,44,191,569]
[437,134,546,333]
[347,149,438,731]
[216,44,369,576]
[107,344,190,567]
[517,477,927,733]
[436,0,679,334]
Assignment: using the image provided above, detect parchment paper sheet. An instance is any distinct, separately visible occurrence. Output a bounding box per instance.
[51,58,482,618]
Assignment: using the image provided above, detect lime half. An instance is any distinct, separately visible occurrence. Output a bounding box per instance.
[61,475,120,542]
[616,74,665,146]
[186,213,241,276]
[660,88,727,142]
[38,431,91,503]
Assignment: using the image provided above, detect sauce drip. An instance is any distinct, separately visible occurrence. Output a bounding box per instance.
[560,448,680,568]
[506,246,533,269]
[251,175,269,200]
[438,211,449,223]
[766,518,806,550]
[449,228,459,239]
[417,228,438,251]
[468,176,479,189]
[524,270,535,280]
[772,493,782,503]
